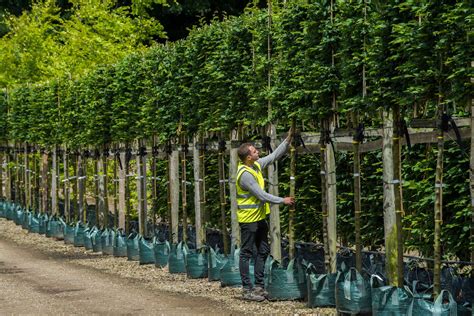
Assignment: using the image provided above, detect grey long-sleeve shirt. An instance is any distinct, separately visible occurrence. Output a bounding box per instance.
[238,139,289,204]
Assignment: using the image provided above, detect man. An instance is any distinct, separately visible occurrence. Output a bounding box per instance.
[236,130,295,302]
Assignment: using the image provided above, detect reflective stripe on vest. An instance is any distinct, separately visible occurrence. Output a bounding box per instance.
[235,162,270,223]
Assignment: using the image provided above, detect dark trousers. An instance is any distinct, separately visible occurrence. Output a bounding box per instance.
[239,219,270,290]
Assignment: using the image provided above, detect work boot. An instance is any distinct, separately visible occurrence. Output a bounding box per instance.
[253,286,269,298]
[242,288,265,302]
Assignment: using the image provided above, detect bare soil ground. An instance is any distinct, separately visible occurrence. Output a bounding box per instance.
[0,218,336,315]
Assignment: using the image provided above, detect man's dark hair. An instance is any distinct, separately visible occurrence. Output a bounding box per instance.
[238,142,254,162]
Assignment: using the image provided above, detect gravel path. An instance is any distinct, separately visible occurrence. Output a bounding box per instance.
[0,218,336,315]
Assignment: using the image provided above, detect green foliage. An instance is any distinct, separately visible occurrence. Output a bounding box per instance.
[0,0,164,88]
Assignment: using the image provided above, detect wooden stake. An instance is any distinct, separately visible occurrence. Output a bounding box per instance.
[113,146,119,228]
[268,124,282,261]
[229,129,240,250]
[77,151,86,222]
[180,135,188,242]
[94,149,100,226]
[118,144,129,231]
[383,109,399,286]
[51,145,59,215]
[470,60,474,272]
[288,119,297,260]
[320,121,331,273]
[433,95,445,297]
[393,105,405,287]
[41,150,49,213]
[136,140,147,236]
[151,138,158,230]
[170,148,180,244]
[63,145,70,222]
[218,136,229,254]
[193,134,205,248]
[70,152,78,221]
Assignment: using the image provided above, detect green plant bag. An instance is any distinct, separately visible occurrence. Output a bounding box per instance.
[335,267,372,314]
[266,258,306,301]
[126,233,139,261]
[113,230,127,257]
[220,248,255,288]
[64,222,75,244]
[168,242,187,274]
[306,263,336,307]
[411,289,458,316]
[185,247,208,279]
[371,275,413,315]
[28,213,40,234]
[45,216,55,238]
[21,211,29,229]
[101,228,114,255]
[208,247,227,281]
[51,217,64,240]
[153,239,170,268]
[91,227,103,253]
[38,213,48,235]
[138,236,155,265]
[73,221,85,247]
[14,207,23,225]
[6,203,14,220]
[83,227,93,250]
[0,201,5,218]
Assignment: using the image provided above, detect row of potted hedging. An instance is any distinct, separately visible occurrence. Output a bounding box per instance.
[1,1,470,146]
[1,200,469,314]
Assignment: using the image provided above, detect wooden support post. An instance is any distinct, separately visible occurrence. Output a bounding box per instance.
[24,144,30,210]
[136,140,147,236]
[150,138,158,230]
[40,150,49,213]
[268,124,281,261]
[433,102,445,297]
[180,135,188,242]
[101,147,110,228]
[113,146,119,228]
[94,149,100,226]
[320,122,331,273]
[63,145,70,222]
[77,151,86,222]
[170,148,180,244]
[383,109,400,286]
[14,144,20,204]
[393,105,405,287]
[5,146,12,201]
[118,145,129,231]
[193,134,205,248]
[470,61,474,269]
[218,136,229,254]
[288,119,297,260]
[51,145,59,215]
[0,147,3,199]
[326,125,338,273]
[469,61,474,272]
[353,132,362,272]
[70,152,77,221]
[33,149,40,211]
[229,130,240,250]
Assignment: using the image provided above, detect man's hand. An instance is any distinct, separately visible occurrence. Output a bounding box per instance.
[282,197,295,206]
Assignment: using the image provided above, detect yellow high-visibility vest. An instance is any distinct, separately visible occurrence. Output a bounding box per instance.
[235,162,270,223]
